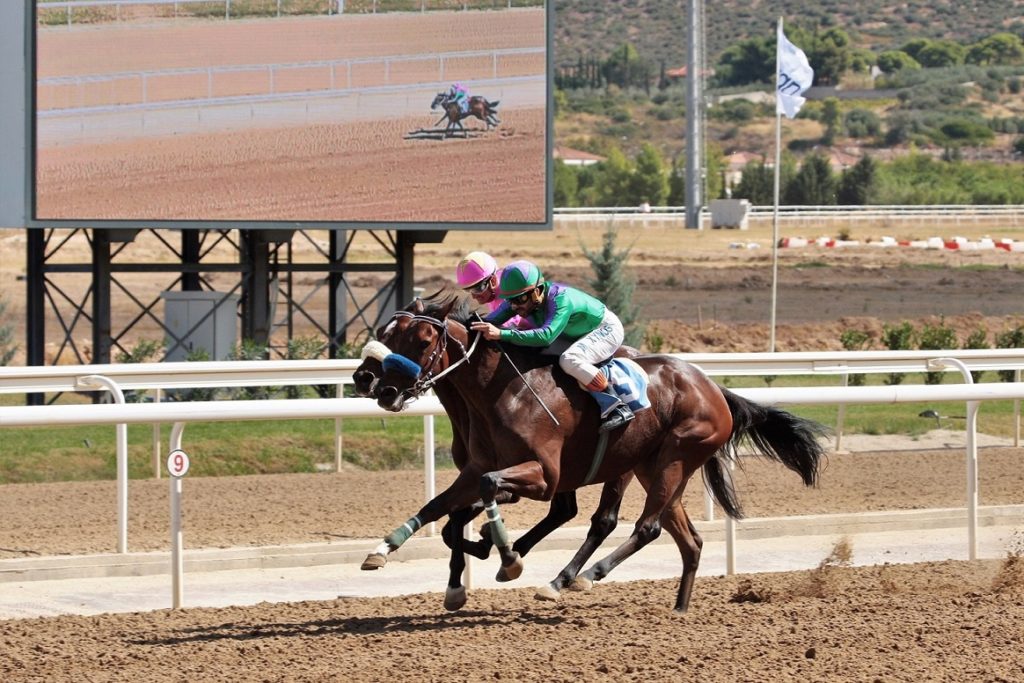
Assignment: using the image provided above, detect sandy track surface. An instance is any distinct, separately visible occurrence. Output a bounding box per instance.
[37,111,545,222]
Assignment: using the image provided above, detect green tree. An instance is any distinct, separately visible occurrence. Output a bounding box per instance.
[594,146,633,206]
[554,159,579,207]
[603,42,650,90]
[627,143,669,206]
[916,40,967,68]
[837,155,878,205]
[966,33,1024,66]
[784,154,836,205]
[733,160,774,205]
[821,97,842,144]
[581,223,642,347]
[877,50,921,74]
[0,294,17,366]
[714,36,774,87]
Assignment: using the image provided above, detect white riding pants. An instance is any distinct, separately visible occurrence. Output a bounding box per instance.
[559,309,624,386]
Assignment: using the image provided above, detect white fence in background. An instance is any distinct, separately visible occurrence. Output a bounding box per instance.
[37,47,545,114]
[554,205,1024,230]
[38,0,530,26]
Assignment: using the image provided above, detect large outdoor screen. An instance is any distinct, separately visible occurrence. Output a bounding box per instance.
[31,1,550,229]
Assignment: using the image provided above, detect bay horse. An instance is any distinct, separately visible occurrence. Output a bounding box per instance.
[363,293,827,612]
[354,297,638,610]
[430,92,501,136]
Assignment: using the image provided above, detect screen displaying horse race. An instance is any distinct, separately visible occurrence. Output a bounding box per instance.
[32,1,549,228]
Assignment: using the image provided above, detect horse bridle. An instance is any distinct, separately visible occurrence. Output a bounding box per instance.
[380,311,481,401]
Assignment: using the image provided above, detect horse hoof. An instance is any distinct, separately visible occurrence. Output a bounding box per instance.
[496,554,523,582]
[478,521,492,539]
[444,586,467,612]
[360,553,387,571]
[569,576,593,592]
[534,585,561,602]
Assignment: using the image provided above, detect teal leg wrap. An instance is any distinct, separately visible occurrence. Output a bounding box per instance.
[484,502,510,548]
[384,515,423,549]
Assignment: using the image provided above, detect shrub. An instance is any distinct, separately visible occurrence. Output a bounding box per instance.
[919,319,958,384]
[114,339,162,402]
[962,327,989,383]
[882,322,916,385]
[840,329,872,385]
[995,325,1024,382]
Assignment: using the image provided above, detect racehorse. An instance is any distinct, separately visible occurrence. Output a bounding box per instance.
[354,297,638,610]
[430,92,501,136]
[363,292,827,612]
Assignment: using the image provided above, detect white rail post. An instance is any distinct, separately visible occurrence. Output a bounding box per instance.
[334,382,344,473]
[424,409,436,537]
[152,387,162,479]
[930,357,978,560]
[1015,369,1021,448]
[725,456,737,575]
[169,422,187,609]
[76,375,129,554]
[835,373,848,451]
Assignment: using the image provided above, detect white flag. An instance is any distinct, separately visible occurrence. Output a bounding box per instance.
[776,21,814,119]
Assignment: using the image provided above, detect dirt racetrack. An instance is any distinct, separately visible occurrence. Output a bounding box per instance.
[2,442,1024,681]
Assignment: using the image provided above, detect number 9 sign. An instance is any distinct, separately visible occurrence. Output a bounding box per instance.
[167,449,190,478]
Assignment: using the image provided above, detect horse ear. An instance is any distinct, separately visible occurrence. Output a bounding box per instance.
[409,298,426,314]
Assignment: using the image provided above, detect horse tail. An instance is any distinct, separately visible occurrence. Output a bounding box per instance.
[701,456,743,520]
[703,387,829,519]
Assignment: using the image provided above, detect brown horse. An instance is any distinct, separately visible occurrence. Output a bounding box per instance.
[430,92,501,136]
[363,293,827,612]
[354,297,637,610]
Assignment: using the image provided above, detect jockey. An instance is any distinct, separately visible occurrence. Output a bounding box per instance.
[456,251,531,329]
[448,82,469,114]
[469,260,634,433]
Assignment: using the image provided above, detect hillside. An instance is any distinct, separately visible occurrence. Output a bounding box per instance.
[554,0,1024,69]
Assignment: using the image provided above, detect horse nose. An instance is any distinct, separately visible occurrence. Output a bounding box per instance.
[377,385,400,410]
[353,370,377,397]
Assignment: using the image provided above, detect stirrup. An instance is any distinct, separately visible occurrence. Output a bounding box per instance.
[599,405,635,433]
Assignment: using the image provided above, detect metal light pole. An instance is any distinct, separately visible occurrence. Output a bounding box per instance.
[684,0,703,229]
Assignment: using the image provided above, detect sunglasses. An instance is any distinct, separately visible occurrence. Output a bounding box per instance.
[463,279,492,295]
[508,288,536,306]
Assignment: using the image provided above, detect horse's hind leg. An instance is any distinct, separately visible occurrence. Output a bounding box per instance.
[488,490,578,582]
[660,500,703,613]
[536,473,632,601]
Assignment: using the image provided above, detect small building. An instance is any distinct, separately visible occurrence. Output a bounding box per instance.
[553,146,606,167]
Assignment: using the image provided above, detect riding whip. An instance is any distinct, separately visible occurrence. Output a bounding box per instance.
[472,314,559,426]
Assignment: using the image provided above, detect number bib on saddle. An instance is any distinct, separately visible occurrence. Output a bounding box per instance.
[599,358,651,413]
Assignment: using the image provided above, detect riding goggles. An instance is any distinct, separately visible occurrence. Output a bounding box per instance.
[463,279,492,295]
[508,288,536,306]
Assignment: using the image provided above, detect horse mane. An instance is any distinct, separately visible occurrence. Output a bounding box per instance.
[418,289,475,325]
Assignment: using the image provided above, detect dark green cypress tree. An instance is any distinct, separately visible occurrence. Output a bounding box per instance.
[581,223,642,347]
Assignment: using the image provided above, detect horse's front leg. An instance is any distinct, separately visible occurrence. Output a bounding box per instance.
[361,469,481,571]
[479,460,549,581]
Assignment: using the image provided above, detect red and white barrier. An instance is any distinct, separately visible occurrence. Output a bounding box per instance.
[779,235,1021,251]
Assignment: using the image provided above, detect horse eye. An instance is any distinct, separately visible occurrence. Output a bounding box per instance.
[419,339,431,350]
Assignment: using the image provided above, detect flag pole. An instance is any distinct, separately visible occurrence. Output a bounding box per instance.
[769,17,783,353]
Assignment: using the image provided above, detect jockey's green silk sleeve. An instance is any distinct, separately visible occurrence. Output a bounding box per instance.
[498,286,605,347]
